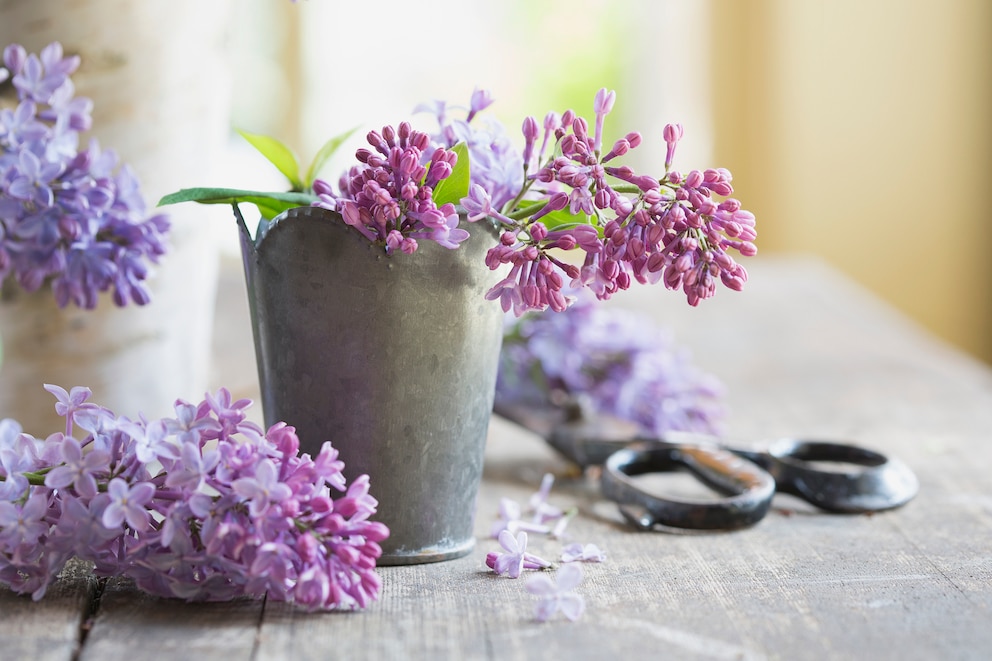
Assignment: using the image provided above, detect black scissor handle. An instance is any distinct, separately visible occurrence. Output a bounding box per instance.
[601,441,777,531]
[743,439,919,513]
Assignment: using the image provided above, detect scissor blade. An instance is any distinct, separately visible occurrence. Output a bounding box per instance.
[493,401,642,467]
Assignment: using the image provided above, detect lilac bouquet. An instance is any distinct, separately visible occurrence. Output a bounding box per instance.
[0,42,168,308]
[496,289,725,436]
[0,385,387,610]
[161,87,756,316]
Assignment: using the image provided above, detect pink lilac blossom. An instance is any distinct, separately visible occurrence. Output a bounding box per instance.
[496,289,725,436]
[526,563,586,622]
[0,42,168,308]
[310,123,466,254]
[0,385,388,610]
[326,88,755,317]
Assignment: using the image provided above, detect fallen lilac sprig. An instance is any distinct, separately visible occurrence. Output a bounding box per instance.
[497,289,725,437]
[526,563,586,622]
[0,385,388,610]
[0,42,169,308]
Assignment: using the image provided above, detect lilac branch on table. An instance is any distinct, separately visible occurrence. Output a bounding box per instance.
[0,385,388,610]
[496,289,726,437]
[0,42,169,308]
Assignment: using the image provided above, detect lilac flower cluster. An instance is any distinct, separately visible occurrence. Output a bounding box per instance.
[0,385,387,610]
[496,290,726,436]
[485,472,601,622]
[403,88,757,316]
[477,88,756,314]
[0,42,168,308]
[312,122,464,253]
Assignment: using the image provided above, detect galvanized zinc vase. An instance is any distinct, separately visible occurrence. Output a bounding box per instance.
[237,205,504,564]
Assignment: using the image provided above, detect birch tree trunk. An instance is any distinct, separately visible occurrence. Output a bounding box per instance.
[0,0,232,434]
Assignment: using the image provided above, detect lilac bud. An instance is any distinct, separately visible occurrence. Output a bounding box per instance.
[3,43,26,72]
[367,130,388,155]
[467,88,494,122]
[522,115,539,166]
[647,252,668,273]
[594,88,616,115]
[522,115,540,141]
[501,231,518,246]
[663,123,684,145]
[543,111,560,132]
[685,170,704,189]
[602,138,629,163]
[411,131,431,152]
[547,191,569,212]
[737,241,758,256]
[529,222,548,243]
[571,116,589,140]
[312,178,333,196]
[646,223,666,247]
[382,124,397,147]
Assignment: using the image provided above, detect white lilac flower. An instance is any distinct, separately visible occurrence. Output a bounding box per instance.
[560,543,606,564]
[526,563,586,622]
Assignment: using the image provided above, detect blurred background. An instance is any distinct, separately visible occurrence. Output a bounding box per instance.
[220,0,992,363]
[3,0,988,368]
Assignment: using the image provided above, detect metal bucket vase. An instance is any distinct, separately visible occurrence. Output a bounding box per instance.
[238,206,504,564]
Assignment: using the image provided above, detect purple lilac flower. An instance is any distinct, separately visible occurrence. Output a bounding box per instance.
[496,289,725,436]
[0,385,388,610]
[485,529,551,578]
[560,543,606,563]
[416,95,523,212]
[0,41,168,308]
[526,563,586,622]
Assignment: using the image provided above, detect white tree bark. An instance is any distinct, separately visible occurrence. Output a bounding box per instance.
[0,0,232,434]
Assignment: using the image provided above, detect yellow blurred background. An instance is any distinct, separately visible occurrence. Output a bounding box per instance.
[711,0,992,364]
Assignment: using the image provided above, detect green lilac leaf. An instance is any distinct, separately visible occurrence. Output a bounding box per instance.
[432,142,470,208]
[237,129,305,191]
[305,126,359,187]
[514,199,593,232]
[157,188,316,220]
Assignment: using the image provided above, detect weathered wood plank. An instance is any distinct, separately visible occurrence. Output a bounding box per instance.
[77,577,264,661]
[0,558,96,660]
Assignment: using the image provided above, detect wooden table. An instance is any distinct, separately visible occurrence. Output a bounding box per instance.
[3,256,991,660]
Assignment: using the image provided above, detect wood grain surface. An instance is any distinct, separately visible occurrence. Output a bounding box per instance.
[2,255,990,660]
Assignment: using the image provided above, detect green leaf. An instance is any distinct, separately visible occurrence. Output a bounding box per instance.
[536,206,594,231]
[237,129,304,191]
[512,199,594,232]
[304,126,359,187]
[157,187,316,220]
[432,142,471,208]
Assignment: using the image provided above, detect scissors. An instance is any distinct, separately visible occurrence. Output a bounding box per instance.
[493,399,919,531]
